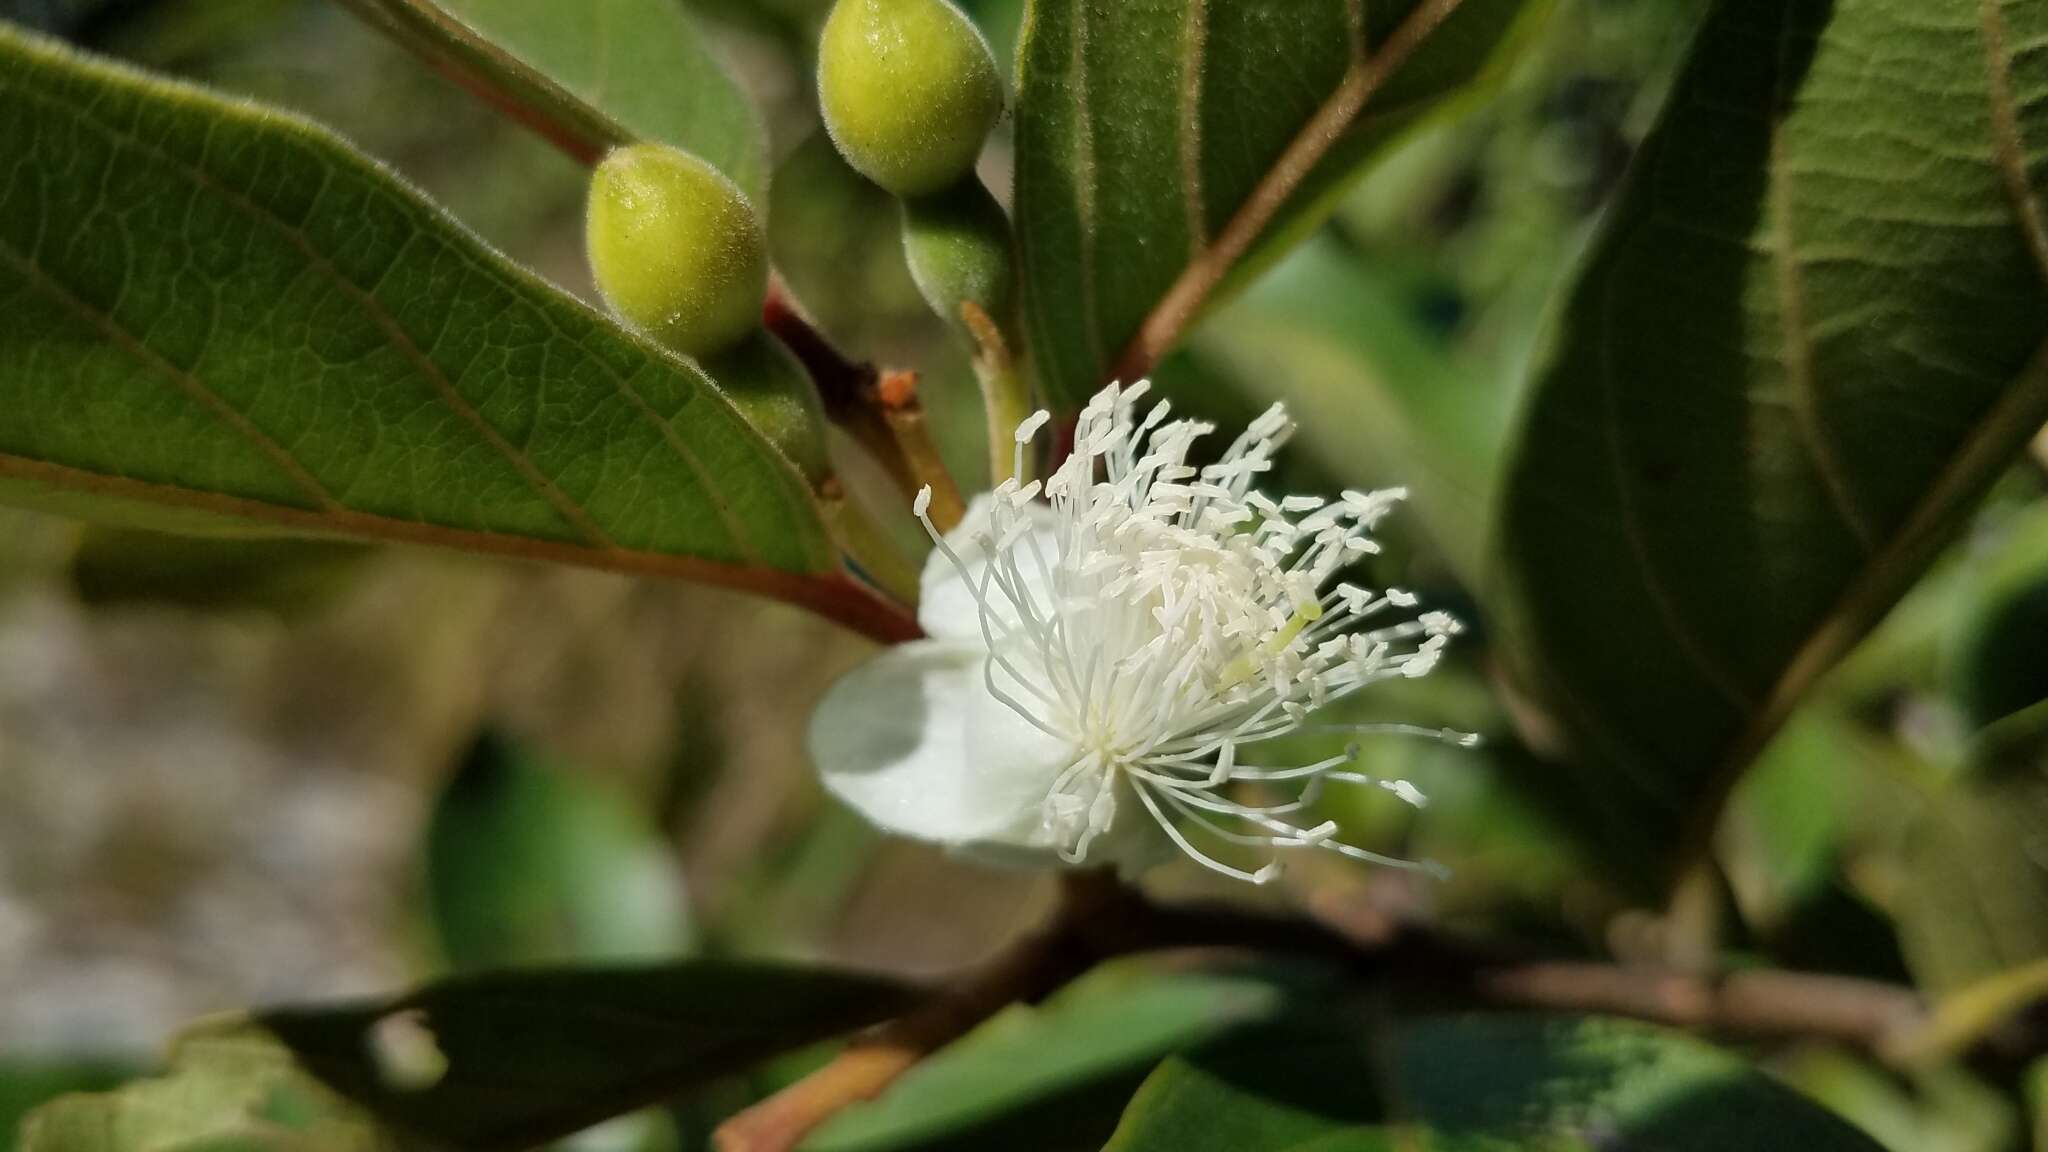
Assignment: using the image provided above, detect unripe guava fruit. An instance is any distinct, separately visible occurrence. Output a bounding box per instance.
[818,0,1002,197]
[587,144,767,358]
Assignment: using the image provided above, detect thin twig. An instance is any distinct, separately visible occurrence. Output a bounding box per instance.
[714,877,1939,1152]
[875,370,967,532]
[762,287,919,495]
[1111,0,1468,384]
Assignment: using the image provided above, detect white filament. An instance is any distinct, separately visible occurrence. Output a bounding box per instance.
[912,380,1465,885]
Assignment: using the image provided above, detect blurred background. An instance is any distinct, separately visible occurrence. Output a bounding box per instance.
[4,1,2045,1149]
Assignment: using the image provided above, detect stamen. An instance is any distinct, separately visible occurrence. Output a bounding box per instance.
[913,379,1461,882]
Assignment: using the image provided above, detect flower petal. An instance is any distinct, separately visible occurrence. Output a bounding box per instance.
[918,493,1063,642]
[809,639,1069,850]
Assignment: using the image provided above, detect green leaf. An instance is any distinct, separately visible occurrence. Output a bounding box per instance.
[0,27,838,592]
[2,1061,138,1152]
[20,1027,392,1152]
[426,730,692,971]
[804,964,1291,1152]
[1103,1013,1885,1152]
[1100,1009,1382,1152]
[1388,1014,1882,1151]
[1012,0,1542,408]
[1491,0,2048,856]
[260,962,917,1151]
[336,0,766,198]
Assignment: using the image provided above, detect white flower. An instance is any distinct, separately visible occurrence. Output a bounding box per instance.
[808,381,1468,884]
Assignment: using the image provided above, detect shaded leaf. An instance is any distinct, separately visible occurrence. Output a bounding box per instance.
[337,0,766,197]
[1012,0,1541,407]
[1492,0,2048,858]
[0,28,837,595]
[804,964,1290,1152]
[261,962,917,1151]
[1101,1010,1382,1152]
[1389,1014,1882,1151]
[1104,1012,1884,1151]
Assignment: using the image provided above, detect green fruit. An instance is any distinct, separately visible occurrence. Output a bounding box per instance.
[586,144,767,358]
[901,178,1014,332]
[818,0,1002,197]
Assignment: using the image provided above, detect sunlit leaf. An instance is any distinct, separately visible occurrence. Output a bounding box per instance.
[0,28,838,599]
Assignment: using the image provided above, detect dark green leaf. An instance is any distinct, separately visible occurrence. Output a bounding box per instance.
[804,964,1290,1152]
[1012,0,1541,407]
[261,962,917,1151]
[426,731,691,971]
[1104,1013,1885,1151]
[1389,1014,1882,1151]
[0,27,836,590]
[1492,0,2048,857]
[1101,1009,1383,1152]
[337,0,766,197]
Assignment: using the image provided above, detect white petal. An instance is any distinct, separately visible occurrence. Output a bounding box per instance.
[918,493,1063,642]
[809,639,1070,850]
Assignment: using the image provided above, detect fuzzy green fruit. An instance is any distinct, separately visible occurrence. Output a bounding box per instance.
[587,144,767,358]
[818,0,1002,197]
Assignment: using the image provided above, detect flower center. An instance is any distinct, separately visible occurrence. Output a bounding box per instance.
[914,380,1467,884]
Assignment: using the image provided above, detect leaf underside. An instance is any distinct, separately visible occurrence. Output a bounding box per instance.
[0,25,835,586]
[1493,0,2048,856]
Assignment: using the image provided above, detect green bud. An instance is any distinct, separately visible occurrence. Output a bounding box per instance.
[818,0,1002,197]
[900,178,1014,333]
[586,144,767,358]
[700,332,832,486]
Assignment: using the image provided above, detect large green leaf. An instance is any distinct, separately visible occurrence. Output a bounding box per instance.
[0,28,838,595]
[1103,1013,1885,1151]
[261,962,918,1151]
[335,0,766,197]
[1012,0,1541,407]
[1492,0,2048,855]
[804,964,1292,1152]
